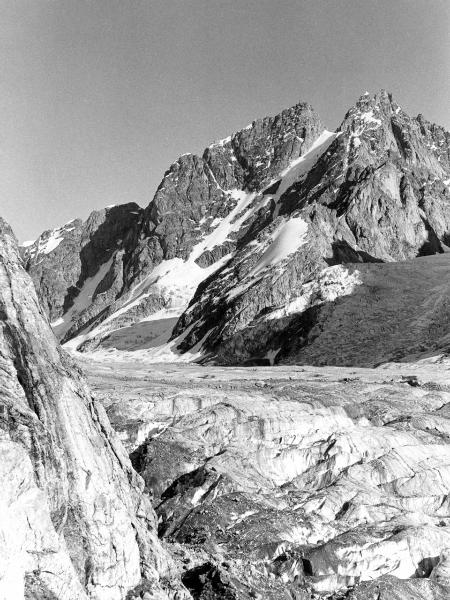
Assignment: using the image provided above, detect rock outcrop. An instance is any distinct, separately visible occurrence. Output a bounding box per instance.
[0,217,189,599]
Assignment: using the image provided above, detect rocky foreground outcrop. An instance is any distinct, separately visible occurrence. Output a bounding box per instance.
[24,91,450,366]
[0,217,189,599]
[85,358,450,599]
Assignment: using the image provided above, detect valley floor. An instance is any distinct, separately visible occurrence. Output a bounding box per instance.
[79,355,450,599]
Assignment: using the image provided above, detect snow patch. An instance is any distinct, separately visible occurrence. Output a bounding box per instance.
[265,265,362,321]
[50,317,64,328]
[360,111,382,127]
[247,217,308,279]
[265,348,281,366]
[39,232,64,254]
[210,135,232,148]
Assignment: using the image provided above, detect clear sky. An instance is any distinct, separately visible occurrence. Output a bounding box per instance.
[1,0,449,241]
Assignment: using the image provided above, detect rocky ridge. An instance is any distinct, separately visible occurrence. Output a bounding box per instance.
[24,102,325,354]
[0,217,190,599]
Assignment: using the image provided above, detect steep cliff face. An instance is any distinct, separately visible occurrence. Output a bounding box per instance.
[24,92,450,364]
[0,217,188,599]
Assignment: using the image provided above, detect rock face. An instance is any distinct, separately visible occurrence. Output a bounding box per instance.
[24,91,450,366]
[0,217,189,599]
[84,358,450,599]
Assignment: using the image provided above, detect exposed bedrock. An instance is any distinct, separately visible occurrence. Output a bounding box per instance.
[0,217,189,599]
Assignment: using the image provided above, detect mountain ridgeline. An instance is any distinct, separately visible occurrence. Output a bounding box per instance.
[23,91,450,365]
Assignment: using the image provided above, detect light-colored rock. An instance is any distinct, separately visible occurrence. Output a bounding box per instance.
[430,548,450,588]
[0,218,189,599]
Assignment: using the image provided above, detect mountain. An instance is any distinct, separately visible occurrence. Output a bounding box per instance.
[23,91,450,364]
[0,217,189,598]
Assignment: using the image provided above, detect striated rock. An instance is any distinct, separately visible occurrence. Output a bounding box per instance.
[0,217,189,599]
[430,548,450,588]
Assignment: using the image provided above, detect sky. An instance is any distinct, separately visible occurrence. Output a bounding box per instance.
[1,0,449,242]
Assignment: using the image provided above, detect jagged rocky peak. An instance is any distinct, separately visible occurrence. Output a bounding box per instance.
[0,217,189,599]
[203,100,323,191]
[132,99,323,267]
[338,89,449,175]
[170,90,450,364]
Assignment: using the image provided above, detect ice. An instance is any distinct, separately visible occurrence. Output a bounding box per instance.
[40,232,64,254]
[21,240,35,247]
[360,111,382,127]
[265,265,362,321]
[71,319,207,364]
